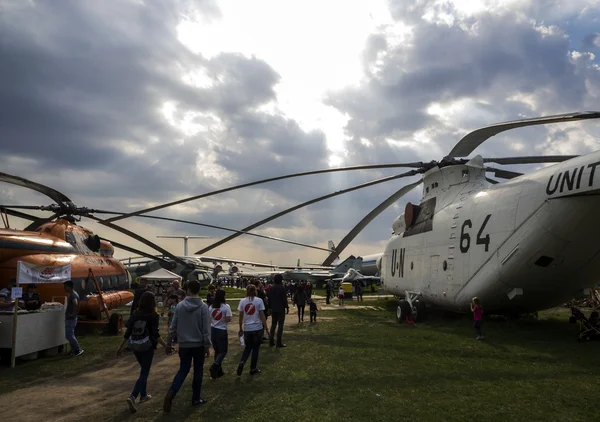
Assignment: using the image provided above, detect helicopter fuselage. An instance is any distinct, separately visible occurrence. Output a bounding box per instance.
[0,220,132,317]
[381,151,600,314]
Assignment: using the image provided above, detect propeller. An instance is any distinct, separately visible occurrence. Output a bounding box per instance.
[84,215,191,269]
[484,167,523,180]
[2,110,599,268]
[321,179,423,266]
[194,169,423,255]
[98,238,175,268]
[183,111,599,258]
[447,111,600,158]
[102,162,428,223]
[483,155,579,165]
[0,172,73,208]
[0,175,193,269]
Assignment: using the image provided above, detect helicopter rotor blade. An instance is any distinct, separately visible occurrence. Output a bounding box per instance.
[485,167,523,179]
[90,210,335,253]
[0,207,39,222]
[195,169,423,255]
[99,238,175,268]
[482,155,579,165]
[24,213,60,231]
[447,111,600,158]
[0,172,73,207]
[84,215,194,269]
[102,162,427,224]
[0,207,60,232]
[322,179,423,266]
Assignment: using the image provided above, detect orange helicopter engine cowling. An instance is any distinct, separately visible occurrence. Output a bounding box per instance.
[79,291,134,319]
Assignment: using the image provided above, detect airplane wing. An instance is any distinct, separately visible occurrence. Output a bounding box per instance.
[196,256,277,268]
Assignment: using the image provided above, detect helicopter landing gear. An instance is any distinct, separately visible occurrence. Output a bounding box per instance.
[396,291,425,324]
[396,300,412,323]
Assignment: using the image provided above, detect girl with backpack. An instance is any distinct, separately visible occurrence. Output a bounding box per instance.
[116,291,168,413]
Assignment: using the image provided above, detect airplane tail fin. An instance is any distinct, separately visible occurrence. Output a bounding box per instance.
[333,255,362,273]
[328,240,335,251]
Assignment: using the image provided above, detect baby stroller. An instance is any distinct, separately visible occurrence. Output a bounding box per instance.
[569,307,600,342]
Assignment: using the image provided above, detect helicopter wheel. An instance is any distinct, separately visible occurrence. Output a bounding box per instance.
[413,300,427,322]
[396,300,412,323]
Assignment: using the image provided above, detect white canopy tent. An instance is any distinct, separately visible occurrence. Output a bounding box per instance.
[127,268,182,307]
[139,268,182,282]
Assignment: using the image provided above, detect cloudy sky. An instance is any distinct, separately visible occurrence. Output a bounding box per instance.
[1,0,599,266]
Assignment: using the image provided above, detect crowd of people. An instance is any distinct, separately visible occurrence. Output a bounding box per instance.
[117,273,296,414]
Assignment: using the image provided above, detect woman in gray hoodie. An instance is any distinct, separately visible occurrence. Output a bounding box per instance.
[163,280,211,413]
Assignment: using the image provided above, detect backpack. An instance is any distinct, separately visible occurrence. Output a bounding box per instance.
[128,317,152,352]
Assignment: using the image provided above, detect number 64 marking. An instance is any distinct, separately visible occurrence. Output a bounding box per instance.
[460,214,492,253]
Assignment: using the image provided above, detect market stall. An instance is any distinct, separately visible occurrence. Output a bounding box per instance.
[138,268,182,304]
[1,261,71,367]
[0,302,66,359]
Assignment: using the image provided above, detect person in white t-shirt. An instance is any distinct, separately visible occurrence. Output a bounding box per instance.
[208,289,232,379]
[237,284,268,376]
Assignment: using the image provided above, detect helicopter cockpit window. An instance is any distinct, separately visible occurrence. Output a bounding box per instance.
[65,231,76,247]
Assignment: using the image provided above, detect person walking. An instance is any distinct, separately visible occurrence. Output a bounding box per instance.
[325,280,332,305]
[116,291,167,413]
[267,274,289,348]
[355,281,363,302]
[237,284,268,376]
[63,280,83,357]
[208,289,232,379]
[163,280,211,413]
[206,284,216,307]
[305,281,312,298]
[294,283,308,323]
[256,281,269,343]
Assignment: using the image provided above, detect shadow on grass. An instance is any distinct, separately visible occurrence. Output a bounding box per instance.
[101,343,287,422]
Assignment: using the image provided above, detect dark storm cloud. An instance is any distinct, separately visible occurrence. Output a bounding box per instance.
[326,3,600,169]
[0,0,335,242]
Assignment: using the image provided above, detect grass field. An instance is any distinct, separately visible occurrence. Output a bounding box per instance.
[2,300,600,421]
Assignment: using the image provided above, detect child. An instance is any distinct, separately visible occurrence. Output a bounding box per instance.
[167,293,184,344]
[338,286,345,306]
[470,297,483,340]
[309,299,318,323]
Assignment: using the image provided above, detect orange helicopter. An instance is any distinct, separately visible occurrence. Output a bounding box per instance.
[0,172,199,319]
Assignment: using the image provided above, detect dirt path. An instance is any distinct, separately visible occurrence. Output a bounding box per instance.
[0,298,382,422]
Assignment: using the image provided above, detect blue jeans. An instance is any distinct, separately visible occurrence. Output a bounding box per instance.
[168,347,205,401]
[240,330,262,370]
[132,348,154,399]
[65,318,81,353]
[211,328,228,366]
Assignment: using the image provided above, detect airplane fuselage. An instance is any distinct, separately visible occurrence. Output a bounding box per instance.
[380,152,600,313]
[360,253,382,276]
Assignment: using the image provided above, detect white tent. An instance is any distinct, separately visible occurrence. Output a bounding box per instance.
[127,268,182,308]
[139,268,182,281]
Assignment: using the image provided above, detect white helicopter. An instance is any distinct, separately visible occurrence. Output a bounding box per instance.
[378,112,600,322]
[103,111,600,322]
